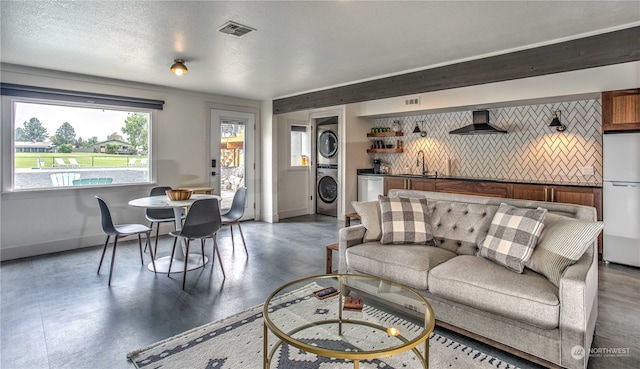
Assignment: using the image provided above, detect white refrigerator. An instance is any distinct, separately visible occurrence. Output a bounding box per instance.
[603,132,640,267]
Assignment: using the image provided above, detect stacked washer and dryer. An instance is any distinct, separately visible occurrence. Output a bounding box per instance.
[316,117,339,217]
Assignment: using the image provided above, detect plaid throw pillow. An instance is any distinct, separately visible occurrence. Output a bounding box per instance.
[379,196,433,244]
[479,203,547,273]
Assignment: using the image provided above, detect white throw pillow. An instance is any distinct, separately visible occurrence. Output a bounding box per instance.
[351,200,382,241]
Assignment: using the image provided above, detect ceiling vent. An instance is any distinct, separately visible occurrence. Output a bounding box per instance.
[218,21,256,37]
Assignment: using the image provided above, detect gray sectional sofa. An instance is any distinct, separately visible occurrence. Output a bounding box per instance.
[339,189,602,369]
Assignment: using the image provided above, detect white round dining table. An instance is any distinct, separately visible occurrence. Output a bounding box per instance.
[128,193,221,273]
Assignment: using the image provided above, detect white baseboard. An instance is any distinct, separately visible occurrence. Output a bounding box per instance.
[1,234,105,261]
[259,211,279,223]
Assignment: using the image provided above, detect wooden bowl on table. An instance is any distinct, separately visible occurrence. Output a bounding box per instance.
[165,189,193,201]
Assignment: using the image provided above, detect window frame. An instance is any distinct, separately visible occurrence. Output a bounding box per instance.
[2,95,156,193]
[288,120,311,171]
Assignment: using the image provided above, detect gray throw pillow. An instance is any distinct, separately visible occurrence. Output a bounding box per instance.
[479,203,547,273]
[526,213,603,287]
[351,200,382,241]
[379,196,433,245]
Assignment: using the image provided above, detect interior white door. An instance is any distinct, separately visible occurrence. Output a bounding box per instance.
[210,109,255,220]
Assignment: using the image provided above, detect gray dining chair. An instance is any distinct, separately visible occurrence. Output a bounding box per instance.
[145,186,186,257]
[221,187,248,255]
[168,198,225,289]
[96,196,156,286]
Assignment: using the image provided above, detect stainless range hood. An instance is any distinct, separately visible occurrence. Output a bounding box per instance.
[449,110,507,135]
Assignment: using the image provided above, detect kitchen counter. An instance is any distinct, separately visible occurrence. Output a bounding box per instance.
[356,169,602,188]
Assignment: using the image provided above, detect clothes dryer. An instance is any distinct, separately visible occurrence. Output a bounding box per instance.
[317,124,338,166]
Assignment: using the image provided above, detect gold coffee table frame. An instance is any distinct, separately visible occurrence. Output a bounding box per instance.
[263,274,435,369]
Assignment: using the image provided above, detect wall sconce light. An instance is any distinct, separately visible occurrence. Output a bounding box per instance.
[413,120,427,137]
[549,111,566,132]
[170,59,188,76]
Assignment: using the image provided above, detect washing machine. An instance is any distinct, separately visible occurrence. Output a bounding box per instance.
[317,164,338,217]
[316,119,338,216]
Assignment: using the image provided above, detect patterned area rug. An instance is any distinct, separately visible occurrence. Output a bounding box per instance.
[128,284,522,369]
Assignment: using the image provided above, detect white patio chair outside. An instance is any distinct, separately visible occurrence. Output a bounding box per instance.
[50,173,80,186]
[54,158,68,167]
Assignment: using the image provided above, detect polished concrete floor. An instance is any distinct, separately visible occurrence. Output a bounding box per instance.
[1,215,638,369]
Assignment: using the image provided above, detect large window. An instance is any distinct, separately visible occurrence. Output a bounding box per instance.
[10,100,152,190]
[290,121,310,168]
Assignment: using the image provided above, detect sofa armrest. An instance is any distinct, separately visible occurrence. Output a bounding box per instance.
[338,225,366,274]
[558,246,598,369]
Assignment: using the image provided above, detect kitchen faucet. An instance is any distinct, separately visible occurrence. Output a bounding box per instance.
[417,150,427,175]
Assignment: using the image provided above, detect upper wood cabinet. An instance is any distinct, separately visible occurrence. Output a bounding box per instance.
[602,89,640,132]
[436,179,510,198]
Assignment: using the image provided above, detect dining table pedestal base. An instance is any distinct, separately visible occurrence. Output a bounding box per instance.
[147,254,209,273]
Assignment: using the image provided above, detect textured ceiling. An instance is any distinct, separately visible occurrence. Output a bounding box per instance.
[1,1,639,101]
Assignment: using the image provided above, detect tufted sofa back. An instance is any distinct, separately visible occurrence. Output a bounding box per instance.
[428,201,497,255]
[387,188,598,256]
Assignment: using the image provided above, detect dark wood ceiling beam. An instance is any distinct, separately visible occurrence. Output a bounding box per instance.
[273,26,640,114]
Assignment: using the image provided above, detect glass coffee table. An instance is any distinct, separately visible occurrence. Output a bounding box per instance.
[263,274,434,369]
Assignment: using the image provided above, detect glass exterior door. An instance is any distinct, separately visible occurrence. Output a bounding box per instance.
[210,109,254,218]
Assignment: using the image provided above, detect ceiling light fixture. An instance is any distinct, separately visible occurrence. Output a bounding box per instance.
[170,59,188,76]
[549,110,566,132]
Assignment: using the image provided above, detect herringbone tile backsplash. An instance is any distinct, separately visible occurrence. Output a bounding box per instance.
[372,99,602,185]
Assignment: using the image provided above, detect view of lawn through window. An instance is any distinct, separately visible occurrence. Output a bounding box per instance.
[12,101,151,190]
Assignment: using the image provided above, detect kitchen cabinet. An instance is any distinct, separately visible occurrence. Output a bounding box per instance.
[411,177,436,192]
[436,179,510,198]
[602,89,640,132]
[510,183,602,213]
[383,176,601,218]
[510,183,547,201]
[383,176,435,195]
[384,176,407,194]
[511,183,603,254]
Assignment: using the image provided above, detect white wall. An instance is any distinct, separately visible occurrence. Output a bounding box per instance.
[0,64,260,260]
[343,105,373,214]
[259,99,278,223]
[275,110,310,219]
